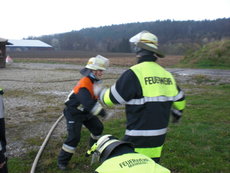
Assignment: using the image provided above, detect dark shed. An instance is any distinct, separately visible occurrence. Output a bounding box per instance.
[0,38,12,68]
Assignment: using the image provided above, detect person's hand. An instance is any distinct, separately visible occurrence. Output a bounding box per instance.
[171,109,182,123]
[93,84,103,97]
[91,102,106,117]
[93,84,106,97]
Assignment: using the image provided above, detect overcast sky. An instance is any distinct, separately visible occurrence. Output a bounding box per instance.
[1,0,230,39]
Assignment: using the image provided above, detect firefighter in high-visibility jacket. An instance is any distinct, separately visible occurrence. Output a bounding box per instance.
[57,55,109,170]
[86,134,171,173]
[95,31,186,163]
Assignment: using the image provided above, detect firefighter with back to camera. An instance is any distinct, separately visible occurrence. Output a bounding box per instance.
[95,31,186,163]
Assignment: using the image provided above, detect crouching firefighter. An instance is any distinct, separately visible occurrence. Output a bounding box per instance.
[0,88,8,173]
[86,134,171,173]
[95,31,186,163]
[57,55,110,170]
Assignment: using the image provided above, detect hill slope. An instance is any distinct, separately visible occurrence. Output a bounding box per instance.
[181,39,230,69]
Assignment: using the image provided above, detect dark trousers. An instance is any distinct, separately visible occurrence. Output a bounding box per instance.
[58,109,103,165]
[0,118,7,173]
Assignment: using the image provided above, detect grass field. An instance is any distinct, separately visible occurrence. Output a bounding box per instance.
[7,69,230,173]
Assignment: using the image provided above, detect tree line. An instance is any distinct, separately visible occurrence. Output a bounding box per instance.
[29,18,230,55]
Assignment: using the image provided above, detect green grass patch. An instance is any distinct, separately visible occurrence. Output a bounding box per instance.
[180,39,230,69]
[8,153,35,173]
[161,84,230,173]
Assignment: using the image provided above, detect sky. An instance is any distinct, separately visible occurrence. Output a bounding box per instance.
[1,0,230,39]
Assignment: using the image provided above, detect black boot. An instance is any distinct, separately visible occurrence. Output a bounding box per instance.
[57,149,73,170]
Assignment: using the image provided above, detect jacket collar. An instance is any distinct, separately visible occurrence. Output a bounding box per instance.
[137,55,157,63]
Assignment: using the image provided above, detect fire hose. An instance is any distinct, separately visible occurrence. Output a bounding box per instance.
[30,111,114,172]
[30,114,64,173]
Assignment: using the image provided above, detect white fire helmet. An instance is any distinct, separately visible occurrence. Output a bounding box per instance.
[129,30,164,58]
[87,134,132,162]
[85,55,109,71]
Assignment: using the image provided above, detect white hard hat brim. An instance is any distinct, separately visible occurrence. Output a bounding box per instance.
[85,55,109,71]
[137,42,165,58]
[129,30,152,43]
[129,32,142,43]
[85,64,106,71]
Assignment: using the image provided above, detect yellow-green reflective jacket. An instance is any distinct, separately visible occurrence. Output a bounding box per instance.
[95,153,170,173]
[101,61,186,159]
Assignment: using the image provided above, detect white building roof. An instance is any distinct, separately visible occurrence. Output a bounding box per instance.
[7,39,52,48]
[0,38,12,45]
[0,38,8,42]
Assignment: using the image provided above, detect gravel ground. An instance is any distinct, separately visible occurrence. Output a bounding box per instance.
[0,62,126,158]
[0,62,230,158]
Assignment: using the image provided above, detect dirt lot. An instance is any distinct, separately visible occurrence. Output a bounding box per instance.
[0,61,230,159]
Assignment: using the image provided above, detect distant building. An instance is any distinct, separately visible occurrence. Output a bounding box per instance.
[6,39,53,51]
[0,38,12,68]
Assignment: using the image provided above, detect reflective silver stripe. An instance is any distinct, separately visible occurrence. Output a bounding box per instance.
[126,96,174,105]
[65,90,74,103]
[90,133,101,140]
[174,91,184,101]
[172,109,182,116]
[98,139,118,153]
[111,84,126,104]
[91,102,102,115]
[111,84,184,105]
[62,144,76,153]
[125,128,167,136]
[126,91,184,105]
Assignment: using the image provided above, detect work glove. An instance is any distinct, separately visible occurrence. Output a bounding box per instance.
[91,102,106,117]
[171,109,182,123]
[85,143,100,165]
[93,84,107,98]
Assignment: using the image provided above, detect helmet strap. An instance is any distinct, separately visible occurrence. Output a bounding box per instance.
[89,72,100,81]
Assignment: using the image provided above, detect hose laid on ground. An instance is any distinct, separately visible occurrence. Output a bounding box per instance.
[30,114,64,173]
